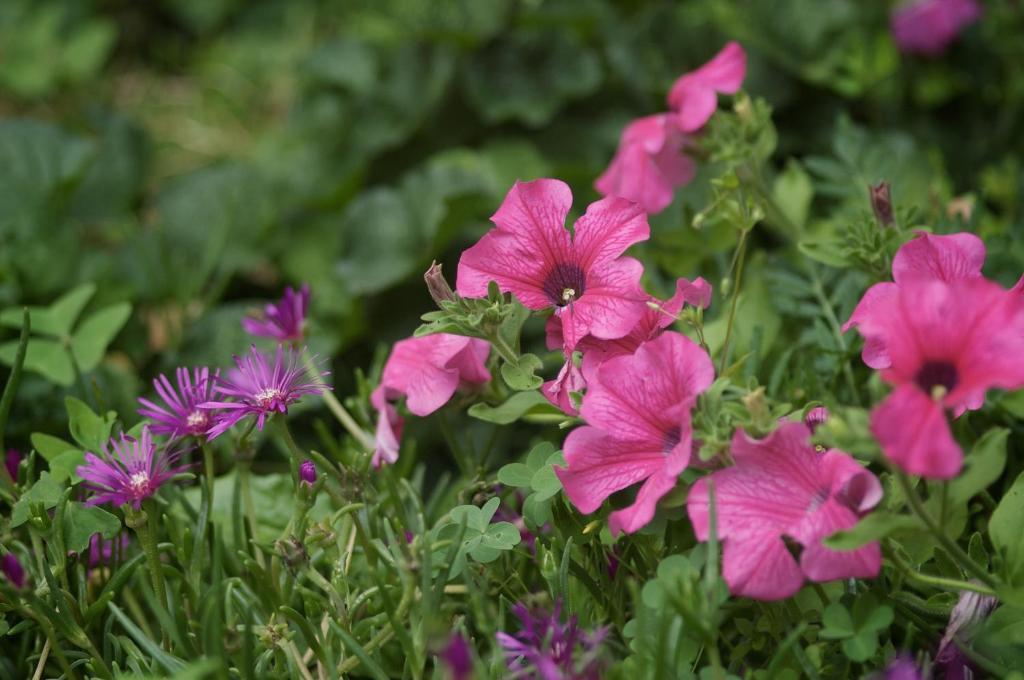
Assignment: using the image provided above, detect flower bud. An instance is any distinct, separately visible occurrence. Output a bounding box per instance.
[1,553,26,589]
[424,261,456,307]
[869,181,894,227]
[299,459,316,486]
[804,406,829,433]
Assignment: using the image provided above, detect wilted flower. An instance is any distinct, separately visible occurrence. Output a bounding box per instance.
[77,428,188,509]
[439,633,472,680]
[1,553,25,589]
[138,367,219,438]
[668,41,748,132]
[242,284,310,343]
[688,422,883,600]
[299,460,316,486]
[557,331,714,535]
[891,0,981,57]
[870,182,895,227]
[496,601,606,680]
[424,261,456,306]
[4,449,20,481]
[457,179,650,351]
[936,587,998,677]
[200,345,327,440]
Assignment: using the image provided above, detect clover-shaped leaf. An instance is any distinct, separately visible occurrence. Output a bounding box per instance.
[433,497,520,578]
[497,442,565,528]
[820,596,893,662]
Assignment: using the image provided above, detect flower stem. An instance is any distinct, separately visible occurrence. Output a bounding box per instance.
[806,264,861,405]
[719,228,749,374]
[129,503,170,649]
[895,472,999,591]
[302,354,374,452]
[274,417,304,486]
[885,540,996,596]
[201,442,216,513]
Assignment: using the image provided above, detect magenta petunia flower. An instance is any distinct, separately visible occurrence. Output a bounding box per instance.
[242,284,310,343]
[667,42,747,133]
[556,331,714,535]
[687,422,883,601]
[862,279,1024,478]
[369,333,489,467]
[299,459,316,485]
[457,179,650,351]
[594,114,697,215]
[77,428,188,509]
[200,345,327,440]
[1,553,25,589]
[843,231,1021,369]
[496,601,606,680]
[542,277,711,416]
[891,0,981,57]
[138,367,219,439]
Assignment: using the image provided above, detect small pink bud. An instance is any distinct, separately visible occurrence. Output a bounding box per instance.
[804,406,829,432]
[299,460,316,486]
[869,182,894,227]
[424,261,455,307]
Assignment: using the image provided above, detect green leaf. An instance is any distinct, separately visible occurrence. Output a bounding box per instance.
[773,160,813,229]
[0,338,74,387]
[30,433,78,462]
[48,449,86,483]
[468,391,553,424]
[949,428,1008,504]
[824,512,921,550]
[841,634,878,663]
[10,472,64,527]
[0,283,96,337]
[61,502,120,554]
[70,302,131,371]
[530,451,566,501]
[500,353,543,391]
[65,396,116,452]
[496,463,534,488]
[991,470,1024,586]
[819,603,855,639]
[798,238,851,268]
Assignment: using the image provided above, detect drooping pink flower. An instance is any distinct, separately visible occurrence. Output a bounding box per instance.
[242,284,310,343]
[687,422,883,601]
[556,331,714,535]
[457,179,650,351]
[542,277,711,416]
[77,428,188,509]
[138,367,220,439]
[667,42,747,133]
[594,114,697,215]
[200,346,327,440]
[891,0,981,57]
[496,601,606,680]
[844,231,1014,369]
[369,334,490,467]
[863,279,1024,478]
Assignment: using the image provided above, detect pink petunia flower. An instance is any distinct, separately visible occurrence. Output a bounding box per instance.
[541,277,711,416]
[865,278,1024,478]
[556,331,714,535]
[242,284,310,343]
[844,231,1021,369]
[200,345,327,440]
[891,0,981,57]
[687,422,883,601]
[457,179,650,351]
[370,334,490,467]
[77,428,188,509]
[667,42,747,133]
[594,114,697,215]
[138,367,220,439]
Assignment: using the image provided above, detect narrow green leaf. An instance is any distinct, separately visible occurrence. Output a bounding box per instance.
[0,308,29,453]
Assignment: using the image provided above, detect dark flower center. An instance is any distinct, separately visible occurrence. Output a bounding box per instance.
[662,425,682,454]
[915,360,958,398]
[542,263,587,307]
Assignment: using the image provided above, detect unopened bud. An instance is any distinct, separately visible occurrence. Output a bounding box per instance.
[299,459,316,486]
[424,261,455,307]
[804,406,829,433]
[869,182,894,227]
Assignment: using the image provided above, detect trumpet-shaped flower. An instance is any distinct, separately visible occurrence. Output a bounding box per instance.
[891,0,981,57]
[594,114,696,214]
[242,284,310,343]
[457,179,650,351]
[687,422,883,600]
[865,279,1024,478]
[667,42,747,132]
[77,428,188,509]
[556,331,714,535]
[200,345,326,439]
[138,367,219,438]
[370,334,490,466]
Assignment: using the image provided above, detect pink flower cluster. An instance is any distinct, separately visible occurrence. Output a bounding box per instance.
[844,232,1024,478]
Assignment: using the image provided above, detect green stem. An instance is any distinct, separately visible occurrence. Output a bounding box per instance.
[274,417,304,485]
[719,229,749,374]
[237,458,263,566]
[0,308,29,457]
[886,541,996,596]
[807,264,861,405]
[302,354,374,451]
[895,472,999,591]
[131,504,170,649]
[336,583,414,674]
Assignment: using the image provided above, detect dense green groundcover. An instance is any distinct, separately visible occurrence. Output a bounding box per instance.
[3,0,1024,678]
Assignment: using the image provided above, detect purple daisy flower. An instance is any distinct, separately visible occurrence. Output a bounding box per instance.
[76,428,187,509]
[137,367,219,438]
[200,345,326,440]
[242,284,310,343]
[496,601,606,680]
